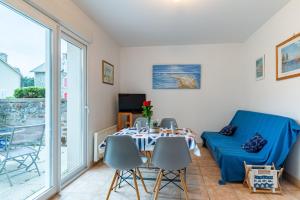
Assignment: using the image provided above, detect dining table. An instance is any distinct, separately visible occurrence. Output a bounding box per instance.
[99,127,201,156]
[99,127,201,183]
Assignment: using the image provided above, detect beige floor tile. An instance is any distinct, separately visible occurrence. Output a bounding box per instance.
[50,147,300,200]
[187,166,201,175]
[207,185,239,200]
[200,166,221,177]
[288,190,300,199]
[234,185,269,200]
[202,175,223,187]
[198,159,218,168]
[264,191,298,200]
[281,179,300,191]
[154,184,182,199]
[186,174,205,186]
[185,184,210,200]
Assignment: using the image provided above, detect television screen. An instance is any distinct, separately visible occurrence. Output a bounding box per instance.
[118,94,146,113]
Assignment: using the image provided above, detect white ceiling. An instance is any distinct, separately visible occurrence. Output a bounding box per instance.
[72,0,290,46]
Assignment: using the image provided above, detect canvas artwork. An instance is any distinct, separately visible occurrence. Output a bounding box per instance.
[152,64,201,89]
[256,56,265,80]
[102,60,114,85]
[276,33,300,80]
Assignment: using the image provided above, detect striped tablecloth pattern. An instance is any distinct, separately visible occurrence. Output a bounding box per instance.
[99,127,200,156]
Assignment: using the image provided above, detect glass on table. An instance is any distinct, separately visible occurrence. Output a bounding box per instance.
[170,121,175,134]
[136,121,141,133]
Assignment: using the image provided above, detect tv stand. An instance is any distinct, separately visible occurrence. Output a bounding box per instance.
[117,112,133,130]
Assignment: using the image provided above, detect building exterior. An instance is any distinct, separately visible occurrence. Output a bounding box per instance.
[31,53,68,99]
[30,63,46,87]
[0,53,22,98]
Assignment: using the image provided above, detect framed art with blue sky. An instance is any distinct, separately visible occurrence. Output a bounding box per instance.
[276,33,300,80]
[152,64,201,89]
[102,60,114,85]
[256,55,265,80]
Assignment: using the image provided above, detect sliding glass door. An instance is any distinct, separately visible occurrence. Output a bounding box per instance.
[60,33,87,183]
[0,1,58,200]
[0,1,88,199]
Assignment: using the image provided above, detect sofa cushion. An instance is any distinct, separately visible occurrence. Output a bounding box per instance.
[219,125,237,136]
[241,133,267,153]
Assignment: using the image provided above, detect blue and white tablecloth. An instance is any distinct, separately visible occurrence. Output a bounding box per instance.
[99,128,201,156]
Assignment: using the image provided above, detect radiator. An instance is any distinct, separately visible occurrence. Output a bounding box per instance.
[93,125,117,162]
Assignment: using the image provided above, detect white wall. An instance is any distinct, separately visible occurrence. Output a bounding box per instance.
[0,62,20,98]
[241,0,300,179]
[21,0,300,180]
[120,44,243,141]
[28,0,120,165]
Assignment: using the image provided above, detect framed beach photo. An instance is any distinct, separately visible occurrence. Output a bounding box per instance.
[152,64,201,89]
[276,33,300,80]
[102,60,114,85]
[256,55,265,80]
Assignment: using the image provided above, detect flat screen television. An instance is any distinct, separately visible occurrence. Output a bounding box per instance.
[118,94,146,113]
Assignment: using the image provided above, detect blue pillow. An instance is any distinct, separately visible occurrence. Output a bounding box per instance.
[219,125,237,136]
[242,133,267,153]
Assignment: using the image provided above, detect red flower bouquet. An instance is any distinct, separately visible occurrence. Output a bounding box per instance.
[142,100,153,125]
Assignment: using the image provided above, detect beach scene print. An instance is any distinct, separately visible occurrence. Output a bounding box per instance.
[102,61,114,85]
[281,40,300,73]
[256,57,264,80]
[152,64,201,89]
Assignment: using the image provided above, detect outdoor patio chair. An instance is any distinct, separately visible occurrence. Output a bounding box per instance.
[0,124,45,186]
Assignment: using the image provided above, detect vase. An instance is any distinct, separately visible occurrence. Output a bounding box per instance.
[146,118,151,133]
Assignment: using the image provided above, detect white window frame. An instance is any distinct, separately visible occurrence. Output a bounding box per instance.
[59,29,88,188]
[0,1,89,199]
[1,0,60,199]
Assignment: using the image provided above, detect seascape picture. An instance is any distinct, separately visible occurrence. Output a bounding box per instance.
[281,40,300,73]
[276,33,300,80]
[102,60,114,85]
[152,64,201,89]
[256,56,264,80]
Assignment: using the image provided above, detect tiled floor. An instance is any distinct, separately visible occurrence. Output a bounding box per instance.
[51,147,300,200]
[0,147,68,200]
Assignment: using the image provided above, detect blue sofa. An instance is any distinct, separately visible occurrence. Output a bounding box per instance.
[201,110,300,183]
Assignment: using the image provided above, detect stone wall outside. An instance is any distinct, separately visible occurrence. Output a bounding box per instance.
[0,98,67,128]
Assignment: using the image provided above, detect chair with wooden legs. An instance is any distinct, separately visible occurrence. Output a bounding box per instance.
[134,117,148,128]
[152,137,192,200]
[104,135,148,200]
[160,118,178,129]
[134,117,152,167]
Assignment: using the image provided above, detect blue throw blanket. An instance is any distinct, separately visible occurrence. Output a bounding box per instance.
[201,110,300,182]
